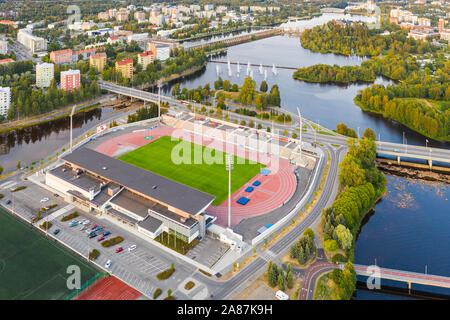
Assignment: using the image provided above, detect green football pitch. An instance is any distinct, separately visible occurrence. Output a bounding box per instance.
[118,136,264,206]
[0,209,99,300]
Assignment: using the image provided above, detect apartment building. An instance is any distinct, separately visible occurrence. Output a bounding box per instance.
[36,63,54,88]
[137,51,154,68]
[17,29,47,54]
[0,86,10,117]
[89,52,107,72]
[60,69,80,92]
[0,39,7,55]
[115,58,133,80]
[50,49,73,65]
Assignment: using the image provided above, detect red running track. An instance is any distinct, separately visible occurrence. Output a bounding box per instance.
[95,126,297,228]
[73,276,142,300]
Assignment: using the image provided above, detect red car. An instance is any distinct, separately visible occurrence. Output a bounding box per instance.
[90,224,98,230]
[97,236,104,242]
[115,247,123,253]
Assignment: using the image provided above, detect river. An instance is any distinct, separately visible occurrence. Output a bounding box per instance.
[354,174,450,299]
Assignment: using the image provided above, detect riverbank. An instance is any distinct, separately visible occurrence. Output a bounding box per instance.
[376,159,450,184]
[354,98,449,142]
[0,96,107,135]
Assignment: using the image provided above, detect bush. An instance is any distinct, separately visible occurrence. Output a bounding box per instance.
[184,281,195,290]
[0,193,3,199]
[156,267,175,280]
[101,236,124,248]
[332,253,348,264]
[41,204,57,212]
[163,296,176,300]
[198,269,212,277]
[153,288,162,299]
[11,186,26,192]
[40,221,52,230]
[89,249,100,260]
[323,239,338,252]
[61,211,79,222]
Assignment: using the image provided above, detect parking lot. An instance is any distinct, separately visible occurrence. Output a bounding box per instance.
[186,236,229,268]
[0,177,199,299]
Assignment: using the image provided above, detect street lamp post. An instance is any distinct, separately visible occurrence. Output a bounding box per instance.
[226,154,234,229]
[158,82,161,125]
[297,107,302,159]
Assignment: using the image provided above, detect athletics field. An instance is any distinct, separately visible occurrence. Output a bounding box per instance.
[118,136,264,206]
[0,209,99,300]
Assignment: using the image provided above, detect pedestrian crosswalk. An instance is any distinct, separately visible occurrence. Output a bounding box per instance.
[0,180,17,190]
[259,249,277,262]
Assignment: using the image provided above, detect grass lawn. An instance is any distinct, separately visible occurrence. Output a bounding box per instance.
[0,209,99,300]
[118,136,264,205]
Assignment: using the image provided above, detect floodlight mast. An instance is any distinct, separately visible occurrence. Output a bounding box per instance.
[226,154,234,229]
[297,107,302,160]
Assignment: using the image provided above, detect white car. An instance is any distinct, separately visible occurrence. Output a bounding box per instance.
[40,197,49,203]
[82,220,90,225]
[105,260,112,269]
[128,245,137,252]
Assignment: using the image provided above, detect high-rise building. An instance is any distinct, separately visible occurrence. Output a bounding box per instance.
[137,51,154,68]
[89,52,107,72]
[36,63,54,88]
[115,58,133,80]
[0,86,11,117]
[0,40,7,55]
[60,69,80,92]
[17,29,47,54]
[50,48,73,65]
[154,45,170,61]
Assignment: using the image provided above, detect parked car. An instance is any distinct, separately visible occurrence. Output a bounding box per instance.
[105,260,112,269]
[97,236,104,242]
[40,197,49,203]
[90,224,98,230]
[115,247,123,253]
[128,245,137,252]
[88,232,97,239]
[82,220,90,225]
[102,231,111,237]
[93,226,103,232]
[53,229,60,235]
[69,220,79,227]
[80,226,87,232]
[53,194,59,197]
[5,200,11,205]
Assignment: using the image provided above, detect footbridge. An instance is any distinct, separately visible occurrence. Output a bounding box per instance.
[352,264,450,291]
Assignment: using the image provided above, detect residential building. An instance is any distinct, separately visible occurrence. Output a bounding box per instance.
[134,11,146,21]
[17,29,47,54]
[0,58,13,65]
[36,63,54,88]
[107,36,120,45]
[116,11,128,22]
[0,86,11,117]
[72,47,102,62]
[127,33,148,43]
[155,45,170,61]
[89,52,107,72]
[204,4,214,11]
[98,12,110,20]
[137,51,154,68]
[50,48,73,65]
[60,69,80,92]
[0,39,7,55]
[115,58,133,80]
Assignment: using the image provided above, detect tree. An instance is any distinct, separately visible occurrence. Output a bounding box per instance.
[333,224,353,250]
[338,155,366,187]
[260,80,268,92]
[0,164,3,175]
[286,270,294,289]
[363,128,376,140]
[17,160,21,170]
[277,273,285,291]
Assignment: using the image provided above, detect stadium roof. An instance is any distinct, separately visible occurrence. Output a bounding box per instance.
[62,148,215,216]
